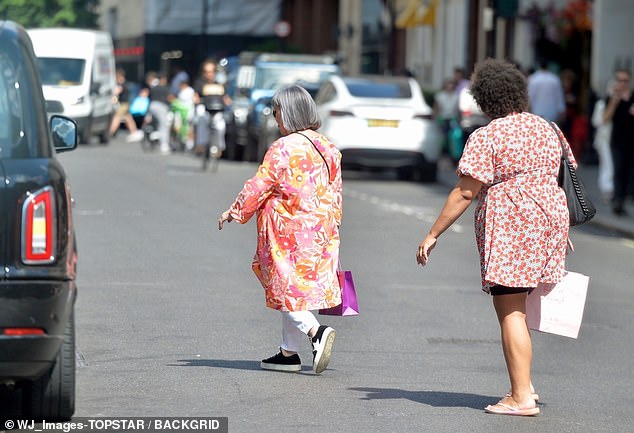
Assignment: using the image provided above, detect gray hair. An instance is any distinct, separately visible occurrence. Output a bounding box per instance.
[272,85,321,132]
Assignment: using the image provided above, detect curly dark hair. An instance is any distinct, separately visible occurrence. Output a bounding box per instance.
[469,58,529,119]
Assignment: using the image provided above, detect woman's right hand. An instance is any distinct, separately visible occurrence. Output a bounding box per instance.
[218,210,233,230]
[417,235,438,266]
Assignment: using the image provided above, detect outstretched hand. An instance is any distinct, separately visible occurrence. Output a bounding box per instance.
[416,235,437,266]
[218,210,233,230]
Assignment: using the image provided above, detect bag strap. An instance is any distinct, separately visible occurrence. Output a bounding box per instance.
[295,131,331,182]
[548,121,569,162]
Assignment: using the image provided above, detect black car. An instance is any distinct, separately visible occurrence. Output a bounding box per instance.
[0,21,78,420]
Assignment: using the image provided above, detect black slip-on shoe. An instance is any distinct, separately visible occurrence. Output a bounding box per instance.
[261,349,301,372]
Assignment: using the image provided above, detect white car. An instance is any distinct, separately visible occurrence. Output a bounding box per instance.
[458,85,489,132]
[315,75,441,181]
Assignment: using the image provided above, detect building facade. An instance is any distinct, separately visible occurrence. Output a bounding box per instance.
[98,0,634,100]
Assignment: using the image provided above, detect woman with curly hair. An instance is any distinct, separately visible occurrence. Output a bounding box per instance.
[417,58,575,416]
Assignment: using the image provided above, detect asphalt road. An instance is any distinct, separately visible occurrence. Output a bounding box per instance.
[10,136,633,433]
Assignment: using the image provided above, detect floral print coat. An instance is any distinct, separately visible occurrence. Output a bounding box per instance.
[457,112,574,293]
[229,131,343,311]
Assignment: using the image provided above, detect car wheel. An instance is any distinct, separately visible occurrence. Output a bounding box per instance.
[98,130,110,145]
[257,133,269,162]
[243,135,259,162]
[417,161,438,183]
[79,120,93,144]
[224,134,239,161]
[25,310,75,421]
[397,166,414,181]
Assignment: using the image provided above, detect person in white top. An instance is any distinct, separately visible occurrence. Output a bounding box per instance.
[591,82,614,200]
[527,61,565,123]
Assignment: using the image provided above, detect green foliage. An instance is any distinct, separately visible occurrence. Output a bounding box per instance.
[0,0,99,28]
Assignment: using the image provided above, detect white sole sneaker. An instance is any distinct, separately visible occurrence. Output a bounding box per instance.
[313,327,336,374]
[260,362,301,372]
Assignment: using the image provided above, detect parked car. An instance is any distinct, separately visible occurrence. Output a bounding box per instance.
[27,27,116,145]
[255,80,323,161]
[455,85,489,156]
[226,52,340,162]
[0,21,78,420]
[316,75,442,182]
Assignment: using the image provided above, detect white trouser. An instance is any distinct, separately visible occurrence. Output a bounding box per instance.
[281,311,320,353]
[149,101,170,152]
[593,124,614,196]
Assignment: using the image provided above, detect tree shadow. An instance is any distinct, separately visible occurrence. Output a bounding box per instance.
[349,387,497,410]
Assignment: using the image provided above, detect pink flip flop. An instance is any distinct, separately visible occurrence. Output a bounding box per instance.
[485,402,540,416]
[506,391,540,401]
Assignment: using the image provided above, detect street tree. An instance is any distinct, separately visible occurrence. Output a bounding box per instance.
[0,0,99,28]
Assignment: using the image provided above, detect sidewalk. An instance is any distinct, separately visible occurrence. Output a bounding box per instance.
[436,157,634,239]
[576,163,634,238]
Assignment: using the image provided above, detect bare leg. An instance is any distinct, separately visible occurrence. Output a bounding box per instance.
[124,114,138,133]
[109,114,121,137]
[492,292,535,407]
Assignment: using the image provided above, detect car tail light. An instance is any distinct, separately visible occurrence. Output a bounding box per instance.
[414,113,433,120]
[329,110,353,117]
[22,186,56,264]
[3,328,46,336]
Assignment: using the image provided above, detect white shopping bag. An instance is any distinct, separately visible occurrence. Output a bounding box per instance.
[526,271,589,339]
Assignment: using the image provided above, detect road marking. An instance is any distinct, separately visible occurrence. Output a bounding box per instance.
[167,170,197,176]
[75,209,143,217]
[76,348,87,367]
[622,239,634,249]
[75,209,105,216]
[344,188,465,233]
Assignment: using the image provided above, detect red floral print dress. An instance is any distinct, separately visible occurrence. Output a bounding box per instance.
[457,112,574,293]
[229,131,343,311]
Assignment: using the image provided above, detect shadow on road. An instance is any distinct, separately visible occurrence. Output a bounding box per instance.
[171,359,319,373]
[349,387,497,410]
[0,385,23,417]
[170,359,261,370]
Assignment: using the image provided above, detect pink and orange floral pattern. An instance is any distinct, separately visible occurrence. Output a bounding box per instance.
[457,112,574,293]
[229,131,343,311]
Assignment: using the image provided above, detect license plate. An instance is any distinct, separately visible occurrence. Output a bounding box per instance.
[367,119,399,128]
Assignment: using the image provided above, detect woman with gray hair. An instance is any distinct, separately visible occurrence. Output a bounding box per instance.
[218,85,343,374]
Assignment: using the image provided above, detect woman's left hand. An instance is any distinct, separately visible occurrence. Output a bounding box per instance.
[417,235,437,266]
[218,210,233,230]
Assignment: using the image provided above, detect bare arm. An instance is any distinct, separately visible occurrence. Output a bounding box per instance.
[416,175,482,265]
[603,95,619,123]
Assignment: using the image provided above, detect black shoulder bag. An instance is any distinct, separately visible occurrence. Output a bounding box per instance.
[549,121,596,226]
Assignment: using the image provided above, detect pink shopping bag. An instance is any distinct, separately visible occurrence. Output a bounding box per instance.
[319,270,359,316]
[526,271,589,339]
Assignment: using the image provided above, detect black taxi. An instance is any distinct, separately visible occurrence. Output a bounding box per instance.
[0,21,78,420]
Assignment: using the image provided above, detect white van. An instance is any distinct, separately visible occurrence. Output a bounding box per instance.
[27,28,116,144]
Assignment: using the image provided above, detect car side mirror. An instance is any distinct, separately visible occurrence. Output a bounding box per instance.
[50,115,78,153]
[90,82,101,95]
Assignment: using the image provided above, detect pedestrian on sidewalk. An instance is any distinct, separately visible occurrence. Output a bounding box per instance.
[528,60,566,124]
[591,81,614,201]
[109,68,144,142]
[417,58,574,417]
[218,85,342,374]
[602,68,634,216]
